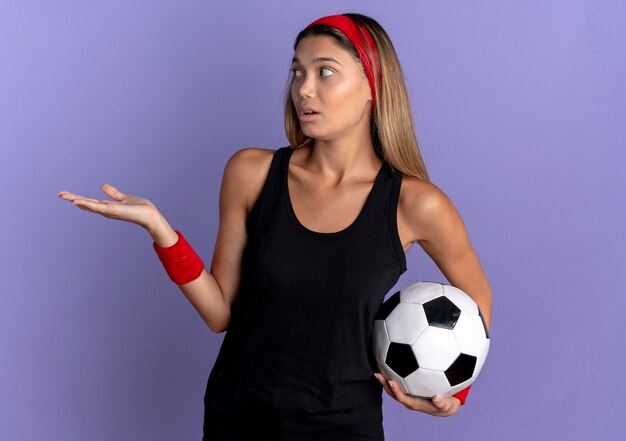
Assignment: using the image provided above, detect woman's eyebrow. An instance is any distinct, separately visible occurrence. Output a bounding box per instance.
[291,56,343,66]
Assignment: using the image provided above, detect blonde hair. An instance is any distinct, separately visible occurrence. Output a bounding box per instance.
[282,12,430,182]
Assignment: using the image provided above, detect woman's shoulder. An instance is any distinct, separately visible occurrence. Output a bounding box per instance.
[224,147,282,213]
[398,175,457,243]
[228,146,278,163]
[399,175,447,210]
[226,147,280,176]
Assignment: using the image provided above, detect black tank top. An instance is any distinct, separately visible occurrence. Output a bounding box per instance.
[204,146,407,415]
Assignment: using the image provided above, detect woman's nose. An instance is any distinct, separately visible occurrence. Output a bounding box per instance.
[296,75,316,100]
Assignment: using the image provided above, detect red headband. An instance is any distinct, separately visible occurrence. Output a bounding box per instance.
[305,14,380,111]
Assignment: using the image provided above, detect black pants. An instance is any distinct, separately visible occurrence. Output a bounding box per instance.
[202,401,385,441]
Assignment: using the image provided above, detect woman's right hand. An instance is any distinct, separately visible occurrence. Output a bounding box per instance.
[57,183,160,231]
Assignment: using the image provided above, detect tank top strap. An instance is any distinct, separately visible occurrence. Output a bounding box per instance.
[360,160,407,273]
[386,165,407,272]
[246,146,291,233]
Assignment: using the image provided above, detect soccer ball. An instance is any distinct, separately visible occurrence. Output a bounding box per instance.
[372,281,490,399]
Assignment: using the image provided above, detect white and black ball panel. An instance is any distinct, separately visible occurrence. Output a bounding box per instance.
[442,284,479,315]
[445,353,477,386]
[373,319,405,387]
[422,296,462,330]
[412,326,460,371]
[378,363,404,390]
[372,320,390,369]
[376,355,405,391]
[404,368,451,398]
[454,312,489,356]
[446,377,474,397]
[386,302,428,344]
[472,338,491,379]
[400,281,443,304]
[385,342,418,377]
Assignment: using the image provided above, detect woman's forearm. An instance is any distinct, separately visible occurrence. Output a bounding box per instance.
[147,214,230,333]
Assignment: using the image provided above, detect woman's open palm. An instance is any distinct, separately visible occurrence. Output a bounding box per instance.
[57,183,158,229]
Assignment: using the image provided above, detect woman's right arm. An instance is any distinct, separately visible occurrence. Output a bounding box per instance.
[147,148,270,333]
[58,148,271,334]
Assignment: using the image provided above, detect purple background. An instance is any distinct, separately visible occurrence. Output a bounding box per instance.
[2,0,624,439]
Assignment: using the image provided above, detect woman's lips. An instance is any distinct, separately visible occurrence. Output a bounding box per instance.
[299,112,320,122]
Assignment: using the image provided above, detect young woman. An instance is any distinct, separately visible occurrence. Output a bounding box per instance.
[58,12,492,440]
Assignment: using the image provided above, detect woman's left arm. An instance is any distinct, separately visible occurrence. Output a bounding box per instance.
[411,181,492,331]
[375,179,492,417]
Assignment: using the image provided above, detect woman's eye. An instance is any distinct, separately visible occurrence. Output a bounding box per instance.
[290,67,333,78]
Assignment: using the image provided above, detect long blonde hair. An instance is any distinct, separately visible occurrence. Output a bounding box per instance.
[282,12,430,182]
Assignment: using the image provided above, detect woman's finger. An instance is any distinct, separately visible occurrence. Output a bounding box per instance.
[374,373,398,400]
[72,196,102,204]
[100,183,127,201]
[72,198,113,216]
[431,395,455,413]
[386,378,419,410]
[72,199,98,210]
[57,191,99,203]
[377,374,419,410]
[72,199,96,214]
[57,190,84,200]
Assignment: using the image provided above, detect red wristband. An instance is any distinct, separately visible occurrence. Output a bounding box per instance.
[152,230,204,285]
[452,384,471,405]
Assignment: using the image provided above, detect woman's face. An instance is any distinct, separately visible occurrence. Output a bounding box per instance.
[290,35,372,141]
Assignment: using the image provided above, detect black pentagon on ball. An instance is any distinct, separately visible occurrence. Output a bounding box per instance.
[375,290,401,321]
[423,296,461,329]
[444,353,477,386]
[385,342,418,377]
